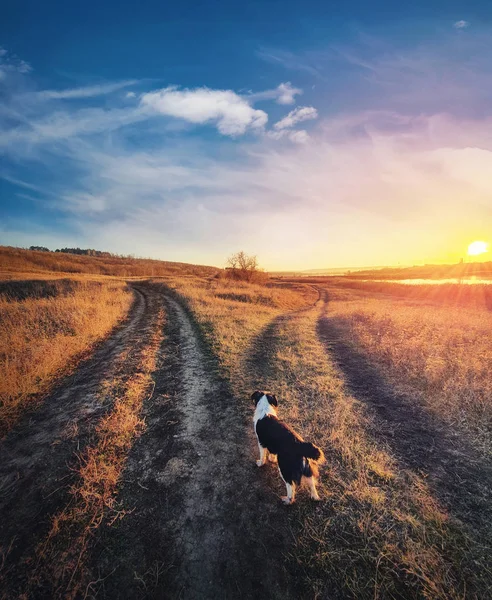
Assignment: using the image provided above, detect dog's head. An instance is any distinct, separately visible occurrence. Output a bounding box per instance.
[251,390,278,407]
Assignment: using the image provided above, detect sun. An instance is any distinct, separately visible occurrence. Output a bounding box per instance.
[467,241,489,256]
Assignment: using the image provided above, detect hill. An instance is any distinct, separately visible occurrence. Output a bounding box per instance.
[0,246,219,278]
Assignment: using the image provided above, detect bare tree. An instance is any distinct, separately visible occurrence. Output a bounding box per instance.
[226,251,262,282]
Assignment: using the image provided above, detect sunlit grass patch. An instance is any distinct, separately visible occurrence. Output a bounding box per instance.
[0,279,133,435]
[327,284,492,456]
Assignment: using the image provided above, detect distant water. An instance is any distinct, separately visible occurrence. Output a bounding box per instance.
[367,277,492,285]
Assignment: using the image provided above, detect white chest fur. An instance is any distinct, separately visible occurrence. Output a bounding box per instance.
[253,394,277,428]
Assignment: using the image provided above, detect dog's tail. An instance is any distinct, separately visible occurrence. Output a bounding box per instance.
[299,442,325,464]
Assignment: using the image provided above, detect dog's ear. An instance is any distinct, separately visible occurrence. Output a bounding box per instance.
[267,394,278,407]
[251,390,264,405]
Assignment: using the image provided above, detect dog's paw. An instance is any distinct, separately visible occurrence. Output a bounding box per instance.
[268,454,278,463]
[256,460,265,467]
[281,496,293,505]
[310,494,321,501]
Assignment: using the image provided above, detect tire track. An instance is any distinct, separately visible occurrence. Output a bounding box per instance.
[315,287,492,542]
[0,283,162,591]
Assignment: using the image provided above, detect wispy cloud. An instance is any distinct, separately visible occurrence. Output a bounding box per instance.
[268,129,310,143]
[0,47,32,80]
[454,20,470,29]
[256,47,323,79]
[274,106,318,130]
[0,106,149,149]
[33,80,138,100]
[140,86,268,135]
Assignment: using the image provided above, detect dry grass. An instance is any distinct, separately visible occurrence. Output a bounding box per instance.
[168,276,488,598]
[31,307,165,598]
[256,308,475,599]
[0,279,133,436]
[326,281,492,456]
[165,277,317,383]
[329,278,492,310]
[0,245,218,278]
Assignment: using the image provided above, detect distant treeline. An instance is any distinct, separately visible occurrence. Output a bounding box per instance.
[30,246,117,257]
[2,246,219,278]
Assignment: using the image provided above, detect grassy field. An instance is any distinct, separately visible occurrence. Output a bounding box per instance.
[1,272,491,598]
[325,280,492,456]
[169,276,492,599]
[0,278,133,436]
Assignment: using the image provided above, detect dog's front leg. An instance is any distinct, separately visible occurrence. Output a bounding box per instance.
[256,443,267,467]
[267,451,277,463]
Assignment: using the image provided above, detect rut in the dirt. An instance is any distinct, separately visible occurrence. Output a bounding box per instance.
[316,289,492,541]
[0,283,162,591]
[91,289,294,600]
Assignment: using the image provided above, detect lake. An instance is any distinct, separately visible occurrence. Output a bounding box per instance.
[370,277,492,285]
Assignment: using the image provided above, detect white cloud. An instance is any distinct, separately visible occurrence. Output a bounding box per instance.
[126,91,136,98]
[248,82,302,105]
[286,130,310,144]
[34,80,138,100]
[276,82,302,104]
[274,106,318,130]
[140,86,268,135]
[267,129,310,143]
[454,20,469,29]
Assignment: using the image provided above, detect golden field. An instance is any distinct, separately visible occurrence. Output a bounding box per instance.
[0,278,132,435]
[168,276,491,599]
[326,280,492,456]
[1,267,491,599]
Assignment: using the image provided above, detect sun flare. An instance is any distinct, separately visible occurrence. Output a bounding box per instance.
[467,241,489,256]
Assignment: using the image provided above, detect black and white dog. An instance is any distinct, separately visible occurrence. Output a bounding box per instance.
[252,390,325,505]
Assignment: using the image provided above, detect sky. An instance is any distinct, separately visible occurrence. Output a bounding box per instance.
[1,1,492,270]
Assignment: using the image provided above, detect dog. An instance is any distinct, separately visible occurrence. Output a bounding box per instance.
[252,390,325,505]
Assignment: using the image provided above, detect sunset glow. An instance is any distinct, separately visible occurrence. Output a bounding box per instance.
[467,241,489,256]
[2,9,492,271]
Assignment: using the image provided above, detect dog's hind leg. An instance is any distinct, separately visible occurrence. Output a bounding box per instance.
[281,482,296,505]
[268,451,277,463]
[305,476,321,501]
[256,443,267,467]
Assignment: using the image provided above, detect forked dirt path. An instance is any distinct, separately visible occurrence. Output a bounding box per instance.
[91,289,294,600]
[0,283,163,592]
[315,287,492,543]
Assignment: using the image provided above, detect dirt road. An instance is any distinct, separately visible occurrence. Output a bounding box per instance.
[90,288,293,599]
[1,283,295,599]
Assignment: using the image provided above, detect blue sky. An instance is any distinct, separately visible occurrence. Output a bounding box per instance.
[1,1,492,269]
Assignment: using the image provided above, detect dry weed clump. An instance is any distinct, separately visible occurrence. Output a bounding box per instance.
[327,284,492,455]
[0,279,133,435]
